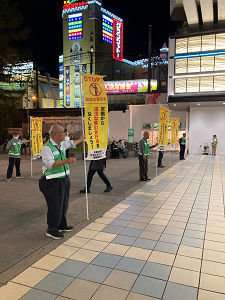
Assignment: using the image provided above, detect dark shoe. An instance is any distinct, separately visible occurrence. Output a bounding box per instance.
[145,178,151,181]
[140,179,146,181]
[59,226,73,232]
[182,158,186,160]
[79,188,90,193]
[158,165,164,168]
[104,186,113,192]
[46,231,64,240]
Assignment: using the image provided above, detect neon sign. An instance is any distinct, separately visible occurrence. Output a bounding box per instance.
[68,13,82,40]
[102,15,113,44]
[66,67,70,106]
[63,1,88,11]
[105,80,157,94]
[113,19,123,61]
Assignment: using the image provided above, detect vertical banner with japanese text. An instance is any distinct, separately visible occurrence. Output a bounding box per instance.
[31,117,43,157]
[82,74,108,160]
[170,118,179,147]
[157,106,170,151]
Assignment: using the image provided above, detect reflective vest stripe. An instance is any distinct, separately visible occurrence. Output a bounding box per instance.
[46,169,70,180]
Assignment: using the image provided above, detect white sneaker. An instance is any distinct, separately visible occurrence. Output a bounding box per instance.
[16,176,24,179]
[6,178,13,181]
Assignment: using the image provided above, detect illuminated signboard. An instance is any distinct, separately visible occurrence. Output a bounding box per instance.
[105,80,157,94]
[113,19,123,61]
[68,13,82,40]
[63,1,88,11]
[65,67,70,106]
[102,15,113,44]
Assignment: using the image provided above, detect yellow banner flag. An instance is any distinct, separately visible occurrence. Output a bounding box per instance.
[31,117,43,156]
[171,118,179,145]
[158,106,170,148]
[82,74,108,160]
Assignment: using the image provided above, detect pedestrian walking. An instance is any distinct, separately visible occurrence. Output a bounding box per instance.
[64,129,70,158]
[138,131,158,181]
[118,139,126,158]
[211,135,218,155]
[179,133,186,160]
[6,132,30,181]
[80,157,113,193]
[39,124,85,239]
[157,151,165,168]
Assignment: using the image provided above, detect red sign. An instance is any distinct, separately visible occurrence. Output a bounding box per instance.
[63,1,88,11]
[113,19,123,61]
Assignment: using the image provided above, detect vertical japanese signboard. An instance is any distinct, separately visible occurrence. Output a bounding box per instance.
[113,19,123,61]
[31,117,43,157]
[170,118,179,147]
[158,106,170,151]
[82,74,108,160]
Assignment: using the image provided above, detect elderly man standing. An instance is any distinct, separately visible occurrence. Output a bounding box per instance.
[138,131,158,181]
[39,124,85,239]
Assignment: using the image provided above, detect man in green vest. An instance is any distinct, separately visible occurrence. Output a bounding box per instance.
[6,132,30,181]
[179,133,186,160]
[139,131,158,181]
[39,124,85,240]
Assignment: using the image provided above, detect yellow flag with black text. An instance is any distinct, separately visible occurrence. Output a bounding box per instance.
[171,118,179,146]
[31,117,43,157]
[158,106,170,151]
[82,74,108,160]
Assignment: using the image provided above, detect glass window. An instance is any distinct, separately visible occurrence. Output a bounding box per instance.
[187,77,200,93]
[216,33,225,50]
[175,58,187,74]
[215,55,225,71]
[188,36,201,53]
[201,56,214,72]
[175,78,187,94]
[202,34,215,51]
[176,38,188,54]
[214,76,225,91]
[188,57,200,73]
[200,76,213,92]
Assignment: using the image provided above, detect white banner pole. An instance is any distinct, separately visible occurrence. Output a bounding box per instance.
[30,116,33,177]
[80,73,89,221]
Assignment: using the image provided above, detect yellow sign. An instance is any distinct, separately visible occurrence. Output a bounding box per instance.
[158,106,170,148]
[82,74,108,160]
[31,118,43,156]
[171,118,179,145]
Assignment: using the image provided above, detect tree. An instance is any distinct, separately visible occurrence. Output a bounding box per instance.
[0,0,30,143]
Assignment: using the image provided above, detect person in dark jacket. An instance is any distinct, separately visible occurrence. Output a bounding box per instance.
[111,140,119,158]
[79,158,113,193]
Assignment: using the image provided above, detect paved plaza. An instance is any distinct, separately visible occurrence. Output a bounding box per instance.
[0,153,225,299]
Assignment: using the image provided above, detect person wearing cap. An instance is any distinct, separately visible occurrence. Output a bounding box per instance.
[39,124,85,240]
[118,139,126,159]
[6,132,30,181]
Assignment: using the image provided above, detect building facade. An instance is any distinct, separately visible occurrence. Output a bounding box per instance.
[168,0,225,155]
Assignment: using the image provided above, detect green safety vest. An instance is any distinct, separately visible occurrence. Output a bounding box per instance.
[9,139,21,157]
[180,137,186,145]
[42,140,70,180]
[212,138,218,146]
[139,138,150,156]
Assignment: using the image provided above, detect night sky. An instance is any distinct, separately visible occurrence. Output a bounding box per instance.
[18,0,177,78]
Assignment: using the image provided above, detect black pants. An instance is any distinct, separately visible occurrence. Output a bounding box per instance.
[139,155,148,180]
[7,157,21,179]
[158,151,164,166]
[87,170,111,190]
[112,150,119,158]
[180,145,185,160]
[39,176,70,233]
[118,148,126,158]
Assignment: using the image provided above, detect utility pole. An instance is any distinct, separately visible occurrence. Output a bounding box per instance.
[89,50,93,74]
[148,25,152,93]
[35,67,39,109]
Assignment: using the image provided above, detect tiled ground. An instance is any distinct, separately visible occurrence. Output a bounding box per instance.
[0,154,225,300]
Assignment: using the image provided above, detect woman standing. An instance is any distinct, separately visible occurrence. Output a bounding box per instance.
[211,135,218,155]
